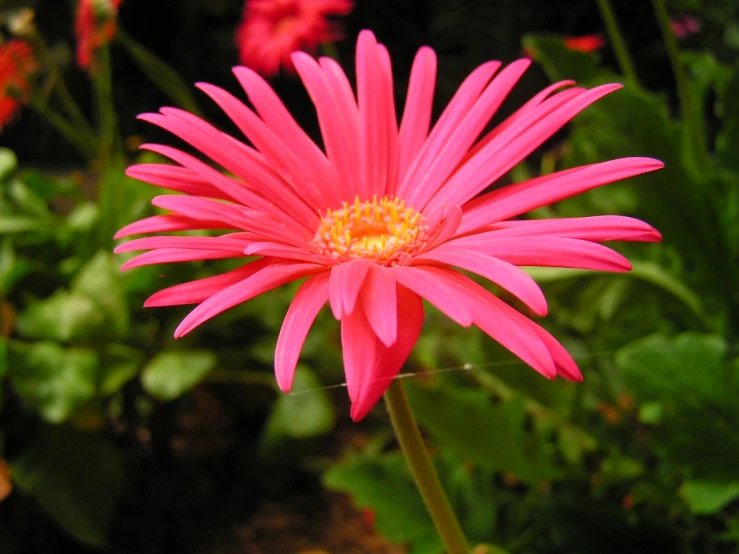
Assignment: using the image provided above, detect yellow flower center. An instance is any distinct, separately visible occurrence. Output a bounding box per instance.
[312,196,429,266]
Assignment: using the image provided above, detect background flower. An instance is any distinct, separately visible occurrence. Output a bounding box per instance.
[235,0,353,77]
[0,40,36,131]
[75,0,122,71]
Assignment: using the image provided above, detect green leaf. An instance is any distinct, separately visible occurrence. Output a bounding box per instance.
[16,251,128,342]
[716,60,739,172]
[0,238,30,296]
[263,366,335,439]
[617,333,739,481]
[0,216,40,234]
[324,453,442,552]
[7,342,98,423]
[99,344,141,396]
[405,381,560,482]
[521,34,617,83]
[11,424,125,547]
[680,480,739,515]
[0,148,17,181]
[141,350,217,400]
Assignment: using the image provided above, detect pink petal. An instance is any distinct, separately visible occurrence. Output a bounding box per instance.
[328,259,371,319]
[292,51,359,205]
[406,59,531,208]
[432,268,557,378]
[341,297,378,404]
[392,265,473,326]
[151,195,251,229]
[480,215,662,242]
[457,158,665,233]
[244,241,337,265]
[396,46,437,189]
[144,260,270,307]
[397,59,501,199]
[413,246,548,316]
[114,215,229,239]
[529,325,583,381]
[174,261,324,338]
[362,265,398,347]
[450,237,632,272]
[426,205,463,250]
[425,84,626,213]
[125,164,232,200]
[194,83,325,214]
[114,235,250,254]
[120,249,243,271]
[275,272,330,392]
[349,285,424,422]
[233,66,332,190]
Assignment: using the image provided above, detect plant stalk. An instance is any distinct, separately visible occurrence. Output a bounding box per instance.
[594,0,640,85]
[384,380,469,554]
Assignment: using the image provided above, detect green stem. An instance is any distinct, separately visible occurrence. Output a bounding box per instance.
[594,0,640,85]
[28,96,97,159]
[384,380,469,554]
[651,0,709,168]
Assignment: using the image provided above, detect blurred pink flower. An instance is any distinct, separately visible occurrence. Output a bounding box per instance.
[671,14,701,39]
[0,40,36,131]
[563,34,606,53]
[75,0,122,71]
[235,0,353,77]
[117,30,662,421]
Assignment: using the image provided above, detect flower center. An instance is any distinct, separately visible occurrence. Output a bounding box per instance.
[312,196,429,266]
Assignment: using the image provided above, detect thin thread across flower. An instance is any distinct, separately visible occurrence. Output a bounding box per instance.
[312,196,429,265]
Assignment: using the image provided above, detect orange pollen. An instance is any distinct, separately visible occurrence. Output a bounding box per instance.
[312,196,429,266]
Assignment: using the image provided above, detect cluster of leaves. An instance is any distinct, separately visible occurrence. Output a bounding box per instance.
[0,149,338,550]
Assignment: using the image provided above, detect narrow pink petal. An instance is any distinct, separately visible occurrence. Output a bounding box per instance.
[461,82,580,164]
[125,164,232,200]
[377,44,400,195]
[433,268,557,378]
[328,259,371,319]
[244,241,338,265]
[139,143,277,215]
[480,215,662,242]
[362,265,398,347]
[275,272,330,392]
[341,298,378,404]
[233,66,332,189]
[406,59,531,208]
[356,31,391,197]
[120,249,242,271]
[392,265,473,326]
[114,235,250,254]
[151,195,251,229]
[456,158,665,233]
[426,205,463,250]
[114,215,229,239]
[529,325,583,381]
[292,51,359,205]
[396,59,501,199]
[425,84,626,212]
[144,260,270,307]
[413,246,548,316]
[174,261,323,338]
[451,237,632,272]
[194,84,324,214]
[349,285,424,422]
[396,46,437,188]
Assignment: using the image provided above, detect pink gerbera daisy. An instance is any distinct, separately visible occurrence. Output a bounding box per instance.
[235,0,353,77]
[116,30,662,421]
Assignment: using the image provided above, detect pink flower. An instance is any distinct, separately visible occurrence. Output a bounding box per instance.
[670,14,701,39]
[235,0,353,77]
[75,0,122,71]
[563,34,606,53]
[116,30,662,421]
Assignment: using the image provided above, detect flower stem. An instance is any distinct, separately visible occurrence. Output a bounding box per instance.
[384,380,469,554]
[28,96,97,159]
[594,0,640,85]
